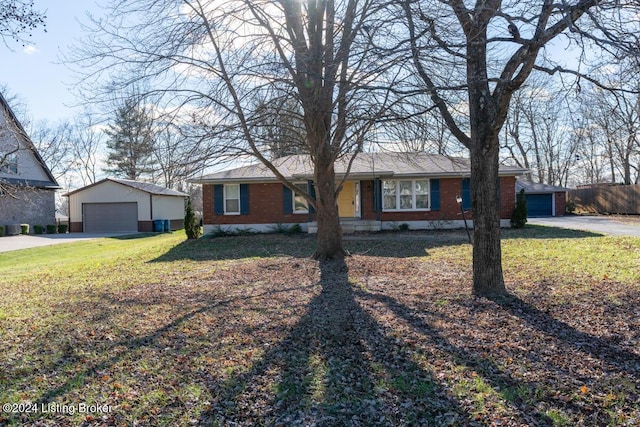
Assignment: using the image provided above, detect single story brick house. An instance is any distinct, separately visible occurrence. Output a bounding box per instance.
[190,152,528,234]
[66,178,188,233]
[515,180,567,217]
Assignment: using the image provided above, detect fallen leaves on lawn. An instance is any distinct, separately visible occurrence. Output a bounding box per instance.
[0,236,638,426]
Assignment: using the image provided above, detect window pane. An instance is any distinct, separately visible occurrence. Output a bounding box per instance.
[226,199,239,213]
[383,180,396,195]
[225,184,239,198]
[383,181,397,210]
[399,181,412,196]
[399,195,412,209]
[416,195,429,209]
[383,195,396,210]
[294,195,308,211]
[415,180,429,195]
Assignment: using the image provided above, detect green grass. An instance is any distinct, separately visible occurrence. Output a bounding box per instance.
[0,226,638,426]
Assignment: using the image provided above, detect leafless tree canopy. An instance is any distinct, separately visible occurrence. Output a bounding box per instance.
[68,0,640,283]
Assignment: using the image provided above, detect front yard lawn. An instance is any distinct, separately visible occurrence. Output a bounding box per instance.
[0,228,638,426]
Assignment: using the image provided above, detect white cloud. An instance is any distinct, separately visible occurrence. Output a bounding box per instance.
[23,46,40,55]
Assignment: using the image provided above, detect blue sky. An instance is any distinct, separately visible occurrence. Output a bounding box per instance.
[1,1,102,123]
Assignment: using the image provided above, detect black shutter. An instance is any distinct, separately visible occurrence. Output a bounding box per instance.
[214,185,224,215]
[430,179,440,210]
[240,184,249,215]
[283,185,293,214]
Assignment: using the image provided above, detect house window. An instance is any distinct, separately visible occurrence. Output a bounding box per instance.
[292,183,308,213]
[383,179,430,211]
[224,184,240,214]
[0,153,18,174]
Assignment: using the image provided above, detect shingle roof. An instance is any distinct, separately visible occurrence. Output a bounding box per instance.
[65,178,189,197]
[190,152,528,183]
[516,180,568,194]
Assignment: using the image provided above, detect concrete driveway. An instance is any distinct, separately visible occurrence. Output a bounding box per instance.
[527,216,640,237]
[0,232,142,253]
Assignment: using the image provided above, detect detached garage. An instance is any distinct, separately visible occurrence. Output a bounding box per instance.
[66,178,188,233]
[516,180,568,217]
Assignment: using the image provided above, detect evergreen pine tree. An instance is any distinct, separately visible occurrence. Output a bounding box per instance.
[184,198,201,239]
[510,188,528,228]
[104,98,157,180]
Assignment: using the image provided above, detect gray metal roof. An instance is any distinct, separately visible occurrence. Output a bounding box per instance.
[65,178,189,197]
[191,152,528,183]
[516,180,568,194]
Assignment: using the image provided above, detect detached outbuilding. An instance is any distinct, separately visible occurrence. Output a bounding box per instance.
[516,180,568,217]
[66,178,188,233]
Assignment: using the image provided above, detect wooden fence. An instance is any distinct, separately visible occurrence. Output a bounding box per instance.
[569,185,640,214]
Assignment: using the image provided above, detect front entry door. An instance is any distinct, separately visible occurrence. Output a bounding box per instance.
[337,181,357,218]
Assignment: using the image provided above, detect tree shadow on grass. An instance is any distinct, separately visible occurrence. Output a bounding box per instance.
[152,234,435,262]
[197,258,471,426]
[488,293,640,380]
[354,289,559,426]
[151,225,603,263]
[501,224,604,239]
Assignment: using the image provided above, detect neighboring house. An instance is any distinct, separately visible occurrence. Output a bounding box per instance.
[515,180,567,217]
[0,92,59,233]
[190,152,528,234]
[66,178,188,233]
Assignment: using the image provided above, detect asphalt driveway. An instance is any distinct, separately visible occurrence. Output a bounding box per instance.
[0,232,141,253]
[527,215,640,237]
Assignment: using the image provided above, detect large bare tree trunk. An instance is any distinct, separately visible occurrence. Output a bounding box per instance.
[470,141,505,295]
[314,160,345,260]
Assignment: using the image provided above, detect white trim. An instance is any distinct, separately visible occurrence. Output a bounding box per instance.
[292,182,309,214]
[223,183,241,215]
[382,179,431,211]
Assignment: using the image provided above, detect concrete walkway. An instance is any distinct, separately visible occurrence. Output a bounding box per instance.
[527,216,640,237]
[0,232,140,253]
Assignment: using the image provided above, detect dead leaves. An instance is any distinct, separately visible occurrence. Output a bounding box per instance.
[1,237,639,426]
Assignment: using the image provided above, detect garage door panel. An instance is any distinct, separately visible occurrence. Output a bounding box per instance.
[525,194,552,217]
[84,202,138,232]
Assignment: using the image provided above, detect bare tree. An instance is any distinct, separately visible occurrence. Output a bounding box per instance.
[73,0,398,259]
[70,111,103,186]
[502,79,579,186]
[402,0,640,295]
[581,68,640,185]
[252,96,307,160]
[29,119,75,180]
[0,0,46,47]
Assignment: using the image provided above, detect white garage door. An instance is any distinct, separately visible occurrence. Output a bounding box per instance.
[83,202,138,232]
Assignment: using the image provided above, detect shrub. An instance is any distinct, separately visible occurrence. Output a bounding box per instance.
[58,224,68,234]
[565,199,577,215]
[0,226,4,237]
[20,224,29,235]
[184,198,202,239]
[287,223,303,234]
[46,224,57,234]
[34,225,44,235]
[398,223,410,231]
[269,223,303,235]
[510,189,528,228]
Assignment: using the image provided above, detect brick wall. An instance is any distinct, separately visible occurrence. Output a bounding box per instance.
[203,177,517,225]
[0,187,56,229]
[555,192,566,216]
[203,183,311,225]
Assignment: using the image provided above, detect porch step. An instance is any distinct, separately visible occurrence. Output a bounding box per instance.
[307,220,381,234]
